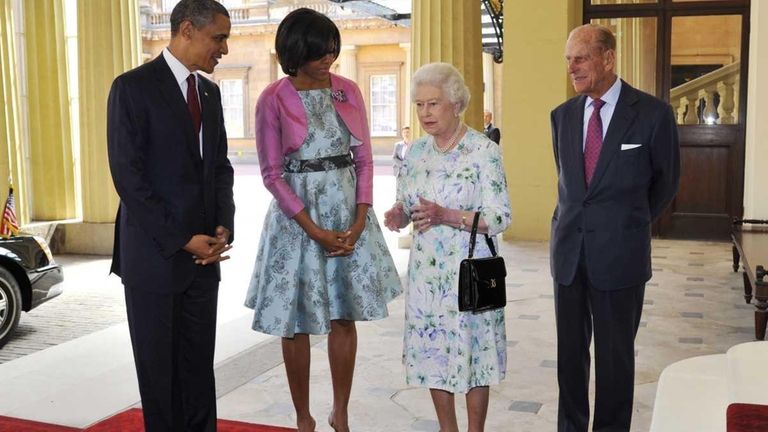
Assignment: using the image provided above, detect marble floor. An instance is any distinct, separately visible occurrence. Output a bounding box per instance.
[0,165,756,431]
[214,238,753,432]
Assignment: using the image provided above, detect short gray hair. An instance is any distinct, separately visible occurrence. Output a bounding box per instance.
[570,23,616,54]
[411,63,471,115]
[170,0,230,36]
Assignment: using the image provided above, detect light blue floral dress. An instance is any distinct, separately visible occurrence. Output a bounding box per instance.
[398,128,511,393]
[245,88,402,338]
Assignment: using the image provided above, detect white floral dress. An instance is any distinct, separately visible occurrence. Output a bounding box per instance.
[397,128,511,393]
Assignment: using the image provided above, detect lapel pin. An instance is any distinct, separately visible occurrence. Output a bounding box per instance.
[330,89,347,103]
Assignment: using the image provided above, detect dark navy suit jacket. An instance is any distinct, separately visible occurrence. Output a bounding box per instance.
[107,55,235,293]
[484,123,500,144]
[549,80,680,291]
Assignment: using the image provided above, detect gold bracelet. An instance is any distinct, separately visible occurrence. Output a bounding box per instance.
[459,214,467,230]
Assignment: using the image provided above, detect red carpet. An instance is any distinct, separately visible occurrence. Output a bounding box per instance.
[0,416,79,431]
[0,409,296,431]
[727,403,768,432]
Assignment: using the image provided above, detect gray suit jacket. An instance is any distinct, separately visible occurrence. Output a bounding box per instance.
[392,140,408,176]
[549,80,680,291]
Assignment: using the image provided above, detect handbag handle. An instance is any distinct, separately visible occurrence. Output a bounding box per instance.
[467,211,498,259]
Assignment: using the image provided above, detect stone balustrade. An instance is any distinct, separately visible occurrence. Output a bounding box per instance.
[141,2,357,28]
[670,62,739,125]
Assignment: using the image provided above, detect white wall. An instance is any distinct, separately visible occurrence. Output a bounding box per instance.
[744,1,768,219]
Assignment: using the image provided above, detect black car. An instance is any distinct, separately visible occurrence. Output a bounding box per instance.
[0,235,63,348]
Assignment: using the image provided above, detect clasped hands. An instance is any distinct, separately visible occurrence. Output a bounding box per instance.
[184,225,232,265]
[314,223,363,258]
[384,197,443,233]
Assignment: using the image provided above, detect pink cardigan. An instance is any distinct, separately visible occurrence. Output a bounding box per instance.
[255,73,374,217]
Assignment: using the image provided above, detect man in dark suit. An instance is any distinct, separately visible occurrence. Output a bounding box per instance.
[483,110,501,144]
[550,24,680,431]
[106,1,234,430]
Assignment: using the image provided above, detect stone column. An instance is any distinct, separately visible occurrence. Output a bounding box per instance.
[24,0,76,220]
[64,0,141,254]
[410,0,484,131]
[483,52,495,116]
[338,45,357,82]
[502,0,582,240]
[399,42,411,128]
[0,0,28,224]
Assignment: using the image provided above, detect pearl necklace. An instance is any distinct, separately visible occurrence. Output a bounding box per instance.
[433,122,465,154]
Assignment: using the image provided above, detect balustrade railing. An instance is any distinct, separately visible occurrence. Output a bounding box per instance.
[669,62,739,125]
[141,2,356,28]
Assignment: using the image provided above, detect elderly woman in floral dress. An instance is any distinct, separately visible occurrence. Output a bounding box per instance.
[384,62,511,432]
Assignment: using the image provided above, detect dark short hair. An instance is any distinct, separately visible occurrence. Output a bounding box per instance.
[275,8,341,76]
[170,0,230,36]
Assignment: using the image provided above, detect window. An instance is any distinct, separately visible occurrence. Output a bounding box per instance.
[369,74,397,137]
[162,0,179,12]
[219,79,245,138]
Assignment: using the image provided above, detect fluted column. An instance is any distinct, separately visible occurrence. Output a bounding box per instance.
[483,52,495,116]
[338,45,357,82]
[49,0,142,254]
[399,42,411,128]
[78,0,140,223]
[24,0,75,220]
[411,0,484,131]
[0,0,27,224]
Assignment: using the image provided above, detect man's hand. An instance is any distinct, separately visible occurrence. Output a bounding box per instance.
[211,226,231,253]
[183,229,232,265]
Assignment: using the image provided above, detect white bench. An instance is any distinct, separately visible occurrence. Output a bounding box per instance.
[650,341,768,432]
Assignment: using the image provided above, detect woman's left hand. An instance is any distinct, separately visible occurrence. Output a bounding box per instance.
[412,197,444,233]
[341,221,364,248]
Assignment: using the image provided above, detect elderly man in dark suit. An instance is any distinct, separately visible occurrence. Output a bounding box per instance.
[483,110,501,144]
[550,24,680,432]
[106,0,234,430]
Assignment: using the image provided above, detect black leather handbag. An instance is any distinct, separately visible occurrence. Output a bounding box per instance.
[458,212,507,313]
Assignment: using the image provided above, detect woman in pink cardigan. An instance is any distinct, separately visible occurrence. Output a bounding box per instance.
[244,8,402,432]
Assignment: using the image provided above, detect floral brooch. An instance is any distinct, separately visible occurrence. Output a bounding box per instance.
[330,89,347,103]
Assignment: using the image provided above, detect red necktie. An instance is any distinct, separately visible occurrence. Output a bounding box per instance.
[584,98,605,186]
[186,74,201,134]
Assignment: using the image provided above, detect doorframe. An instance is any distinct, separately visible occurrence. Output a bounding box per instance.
[583,0,751,238]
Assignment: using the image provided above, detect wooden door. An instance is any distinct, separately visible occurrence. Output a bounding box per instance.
[655,12,748,240]
[586,0,751,240]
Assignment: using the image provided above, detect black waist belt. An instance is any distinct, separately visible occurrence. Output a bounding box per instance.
[284,153,353,173]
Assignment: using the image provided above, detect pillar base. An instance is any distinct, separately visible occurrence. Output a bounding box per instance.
[49,222,115,255]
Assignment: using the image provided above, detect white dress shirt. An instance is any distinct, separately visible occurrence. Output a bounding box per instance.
[582,77,622,152]
[163,48,203,157]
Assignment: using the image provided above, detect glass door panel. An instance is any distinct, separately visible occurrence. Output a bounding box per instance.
[590,17,657,95]
[670,14,742,125]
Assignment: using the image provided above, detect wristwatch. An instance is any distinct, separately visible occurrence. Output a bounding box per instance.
[459,214,467,231]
